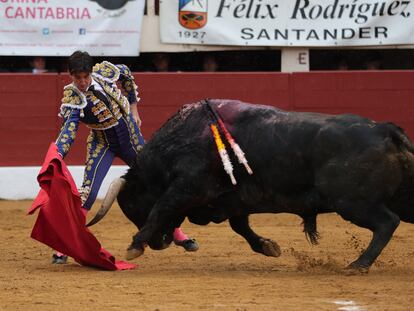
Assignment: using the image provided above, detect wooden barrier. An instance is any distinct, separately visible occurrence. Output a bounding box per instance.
[1,71,413,166]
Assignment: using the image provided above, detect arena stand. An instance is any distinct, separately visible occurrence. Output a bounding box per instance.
[1,71,414,199]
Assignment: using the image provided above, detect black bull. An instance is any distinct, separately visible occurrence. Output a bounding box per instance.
[89,99,414,270]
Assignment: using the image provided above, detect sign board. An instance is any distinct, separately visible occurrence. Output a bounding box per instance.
[0,0,145,56]
[161,0,414,46]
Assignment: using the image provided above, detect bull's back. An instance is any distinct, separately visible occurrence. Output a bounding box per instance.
[142,99,403,185]
[213,101,405,199]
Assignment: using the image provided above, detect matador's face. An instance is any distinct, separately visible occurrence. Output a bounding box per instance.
[71,71,92,92]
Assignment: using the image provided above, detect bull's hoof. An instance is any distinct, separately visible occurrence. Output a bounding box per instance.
[126,245,145,260]
[261,239,281,257]
[344,263,370,275]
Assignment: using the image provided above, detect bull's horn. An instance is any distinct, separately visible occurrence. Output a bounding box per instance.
[86,177,126,227]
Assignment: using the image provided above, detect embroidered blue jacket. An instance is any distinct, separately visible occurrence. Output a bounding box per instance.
[55,61,140,158]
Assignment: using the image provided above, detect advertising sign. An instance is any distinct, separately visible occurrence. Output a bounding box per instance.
[0,0,145,56]
[161,0,414,46]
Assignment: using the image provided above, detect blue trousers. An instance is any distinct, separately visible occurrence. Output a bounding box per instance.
[80,114,145,210]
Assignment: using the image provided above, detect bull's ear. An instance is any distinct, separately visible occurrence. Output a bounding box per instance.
[86,178,126,227]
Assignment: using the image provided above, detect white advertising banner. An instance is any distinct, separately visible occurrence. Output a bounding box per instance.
[160,0,414,47]
[0,0,145,56]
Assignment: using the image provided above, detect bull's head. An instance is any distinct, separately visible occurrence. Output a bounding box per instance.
[86,177,175,255]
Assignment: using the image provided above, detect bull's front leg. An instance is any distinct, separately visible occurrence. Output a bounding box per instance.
[126,179,194,260]
[126,207,163,260]
[229,215,281,257]
[126,205,177,260]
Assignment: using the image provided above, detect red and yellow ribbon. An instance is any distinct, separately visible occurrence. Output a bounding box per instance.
[210,124,236,185]
[211,124,225,151]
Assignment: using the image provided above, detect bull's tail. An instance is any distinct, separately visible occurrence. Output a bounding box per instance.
[381,122,414,154]
[302,214,320,245]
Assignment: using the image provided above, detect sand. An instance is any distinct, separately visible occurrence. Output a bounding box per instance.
[0,200,413,310]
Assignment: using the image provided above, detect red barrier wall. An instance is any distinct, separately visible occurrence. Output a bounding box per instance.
[291,71,414,129]
[0,74,60,166]
[1,71,414,166]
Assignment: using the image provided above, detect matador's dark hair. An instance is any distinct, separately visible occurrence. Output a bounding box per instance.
[68,50,93,74]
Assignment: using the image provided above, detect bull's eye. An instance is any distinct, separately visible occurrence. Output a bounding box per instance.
[162,234,168,241]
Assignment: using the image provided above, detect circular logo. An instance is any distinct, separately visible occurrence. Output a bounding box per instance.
[179,0,208,30]
[90,0,132,10]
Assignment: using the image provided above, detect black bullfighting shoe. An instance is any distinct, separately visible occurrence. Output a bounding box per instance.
[51,254,68,264]
[174,238,199,252]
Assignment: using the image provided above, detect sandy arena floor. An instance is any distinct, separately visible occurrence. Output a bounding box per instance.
[0,200,413,311]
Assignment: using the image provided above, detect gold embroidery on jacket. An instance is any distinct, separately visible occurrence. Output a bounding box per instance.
[80,130,108,204]
[60,84,87,112]
[92,61,120,83]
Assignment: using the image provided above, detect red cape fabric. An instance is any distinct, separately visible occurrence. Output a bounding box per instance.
[28,143,136,270]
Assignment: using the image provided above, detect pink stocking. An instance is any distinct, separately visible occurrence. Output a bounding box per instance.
[173,228,189,242]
